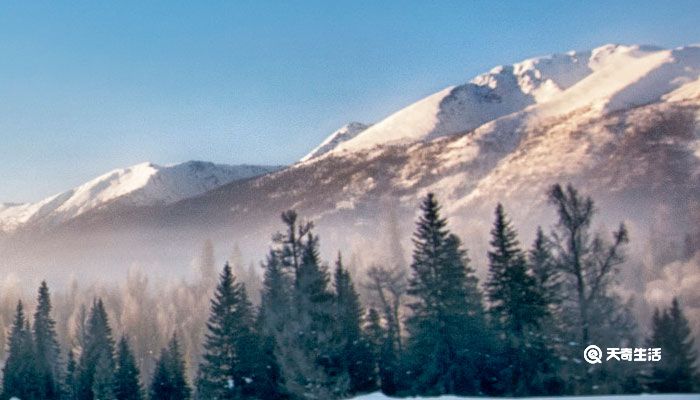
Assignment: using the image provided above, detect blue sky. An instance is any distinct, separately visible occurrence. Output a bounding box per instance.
[1,1,699,202]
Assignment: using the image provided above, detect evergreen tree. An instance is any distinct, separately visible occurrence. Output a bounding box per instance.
[257,249,291,399]
[2,301,39,400]
[77,299,116,400]
[405,193,486,395]
[268,211,348,399]
[149,352,171,400]
[64,350,79,400]
[113,337,143,400]
[486,204,546,334]
[196,263,259,399]
[34,281,62,400]
[485,204,548,395]
[527,228,566,395]
[167,335,191,400]
[528,227,561,310]
[334,254,377,394]
[93,352,116,400]
[150,335,191,400]
[286,231,348,398]
[647,298,699,393]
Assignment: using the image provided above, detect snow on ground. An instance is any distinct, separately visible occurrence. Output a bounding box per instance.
[351,393,700,400]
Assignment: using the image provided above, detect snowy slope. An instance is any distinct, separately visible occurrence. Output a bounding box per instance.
[301,122,371,161]
[0,161,278,232]
[309,44,700,158]
[352,394,700,400]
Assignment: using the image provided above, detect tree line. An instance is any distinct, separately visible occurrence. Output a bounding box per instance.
[1,183,698,399]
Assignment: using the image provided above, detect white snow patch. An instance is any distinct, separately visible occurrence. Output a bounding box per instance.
[313,44,700,158]
[0,161,278,231]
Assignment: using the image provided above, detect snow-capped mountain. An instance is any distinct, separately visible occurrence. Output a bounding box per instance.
[2,44,699,326]
[0,161,279,232]
[301,122,371,162]
[307,44,700,159]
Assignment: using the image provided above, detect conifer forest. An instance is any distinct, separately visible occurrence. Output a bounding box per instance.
[1,184,697,400]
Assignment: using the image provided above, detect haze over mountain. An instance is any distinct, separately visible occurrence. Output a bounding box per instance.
[0,161,279,232]
[1,44,698,337]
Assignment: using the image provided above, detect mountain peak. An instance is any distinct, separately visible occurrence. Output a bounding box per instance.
[303,44,699,159]
[0,161,279,232]
[300,122,371,162]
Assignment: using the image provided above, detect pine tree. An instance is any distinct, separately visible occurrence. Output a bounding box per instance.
[528,227,561,309]
[150,335,191,400]
[77,299,116,400]
[257,249,291,399]
[268,211,348,399]
[64,350,79,400]
[196,263,258,399]
[166,336,191,400]
[113,337,143,400]
[647,298,699,393]
[487,204,546,334]
[149,351,171,400]
[93,352,116,400]
[405,193,486,395]
[34,281,62,400]
[334,254,377,394]
[527,227,565,395]
[2,301,40,400]
[286,231,348,398]
[485,204,548,395]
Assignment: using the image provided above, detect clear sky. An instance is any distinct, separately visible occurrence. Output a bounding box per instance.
[1,1,699,202]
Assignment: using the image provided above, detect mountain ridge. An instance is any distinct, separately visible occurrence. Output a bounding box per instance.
[302,44,700,162]
[0,161,280,232]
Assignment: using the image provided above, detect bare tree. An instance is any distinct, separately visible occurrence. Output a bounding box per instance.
[364,264,406,352]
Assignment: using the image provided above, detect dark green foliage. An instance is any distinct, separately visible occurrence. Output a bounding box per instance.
[647,298,699,393]
[527,228,566,395]
[486,204,547,335]
[405,193,486,395]
[34,281,62,400]
[485,205,550,395]
[93,352,116,400]
[257,250,291,399]
[196,263,259,399]
[150,335,191,400]
[266,211,348,399]
[528,227,562,313]
[64,350,79,400]
[113,337,143,400]
[77,299,116,400]
[2,301,40,400]
[333,254,377,394]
